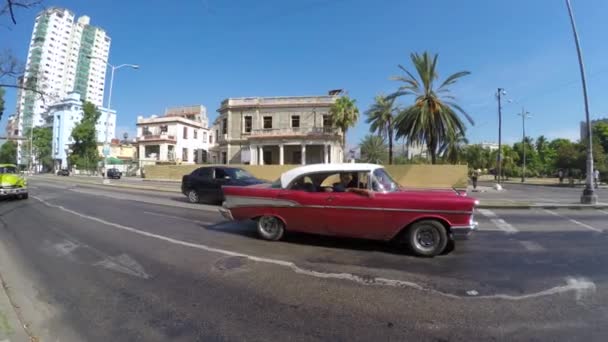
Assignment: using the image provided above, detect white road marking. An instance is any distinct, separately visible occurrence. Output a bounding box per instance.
[519,240,546,252]
[33,196,596,301]
[142,211,214,225]
[542,209,603,232]
[477,209,497,218]
[490,218,518,233]
[599,210,608,215]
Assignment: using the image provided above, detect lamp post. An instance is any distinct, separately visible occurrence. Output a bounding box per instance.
[517,108,531,183]
[564,0,597,204]
[86,56,138,181]
[496,88,506,184]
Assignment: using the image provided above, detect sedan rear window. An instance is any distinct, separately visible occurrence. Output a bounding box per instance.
[0,166,16,174]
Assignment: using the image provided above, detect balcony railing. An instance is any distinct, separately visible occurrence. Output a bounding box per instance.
[137,133,176,141]
[221,96,335,108]
[249,127,339,137]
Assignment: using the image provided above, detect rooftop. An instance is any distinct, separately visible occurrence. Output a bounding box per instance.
[280,163,383,188]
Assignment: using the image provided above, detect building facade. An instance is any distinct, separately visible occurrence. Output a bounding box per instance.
[49,92,116,169]
[136,105,211,165]
[14,7,110,164]
[215,94,343,165]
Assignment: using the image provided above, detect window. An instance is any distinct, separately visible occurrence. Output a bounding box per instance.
[194,129,198,139]
[194,167,212,179]
[214,168,227,179]
[209,134,213,144]
[291,115,300,128]
[222,118,227,134]
[160,125,168,133]
[215,130,219,140]
[221,152,227,164]
[323,115,332,127]
[203,132,207,142]
[183,126,188,139]
[263,116,272,129]
[244,116,252,133]
[182,148,188,161]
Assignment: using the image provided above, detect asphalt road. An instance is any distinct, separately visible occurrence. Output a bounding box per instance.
[1,180,608,341]
[476,181,608,204]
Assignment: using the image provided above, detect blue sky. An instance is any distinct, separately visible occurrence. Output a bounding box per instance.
[3,0,608,147]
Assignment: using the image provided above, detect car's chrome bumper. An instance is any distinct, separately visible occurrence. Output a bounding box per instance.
[0,187,27,196]
[218,205,234,221]
[451,221,478,240]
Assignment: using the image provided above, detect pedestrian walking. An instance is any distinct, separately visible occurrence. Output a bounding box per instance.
[594,169,600,189]
[471,168,480,190]
[558,169,564,184]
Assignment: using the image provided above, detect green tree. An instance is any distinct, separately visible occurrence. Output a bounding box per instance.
[365,95,396,164]
[359,135,387,164]
[513,137,540,176]
[463,144,487,170]
[0,140,17,164]
[32,126,53,171]
[390,51,473,164]
[439,130,468,164]
[330,95,359,160]
[69,102,101,171]
[592,122,608,153]
[0,87,5,121]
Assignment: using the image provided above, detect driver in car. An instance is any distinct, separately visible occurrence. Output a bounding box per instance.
[331,173,358,192]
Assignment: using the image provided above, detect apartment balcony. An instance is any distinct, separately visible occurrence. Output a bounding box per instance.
[220,96,336,110]
[136,133,176,143]
[248,127,340,140]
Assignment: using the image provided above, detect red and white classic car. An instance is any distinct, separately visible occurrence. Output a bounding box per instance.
[219,163,478,257]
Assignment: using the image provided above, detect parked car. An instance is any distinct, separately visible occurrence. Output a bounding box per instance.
[0,164,28,200]
[106,168,122,179]
[220,163,478,257]
[181,166,266,204]
[57,169,70,176]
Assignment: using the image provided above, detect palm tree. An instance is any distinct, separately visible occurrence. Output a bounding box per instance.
[330,95,360,161]
[389,52,474,164]
[365,95,397,164]
[359,135,387,164]
[439,130,469,164]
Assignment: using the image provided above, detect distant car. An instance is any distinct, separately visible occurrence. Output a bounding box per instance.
[220,163,478,257]
[106,168,122,179]
[0,164,28,200]
[57,169,70,176]
[181,166,266,204]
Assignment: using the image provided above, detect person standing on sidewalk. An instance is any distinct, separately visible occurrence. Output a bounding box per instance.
[558,169,564,184]
[471,168,480,190]
[594,169,600,189]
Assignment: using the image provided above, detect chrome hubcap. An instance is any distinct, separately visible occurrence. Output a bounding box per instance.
[188,191,198,202]
[259,216,279,235]
[415,226,439,250]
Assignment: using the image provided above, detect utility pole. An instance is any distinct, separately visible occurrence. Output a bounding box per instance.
[518,108,531,183]
[565,0,597,204]
[496,88,505,184]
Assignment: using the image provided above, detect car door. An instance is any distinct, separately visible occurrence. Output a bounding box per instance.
[191,167,214,200]
[324,171,389,240]
[210,167,231,203]
[273,175,331,235]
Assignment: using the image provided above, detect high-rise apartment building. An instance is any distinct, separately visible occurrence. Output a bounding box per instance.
[14,7,111,164]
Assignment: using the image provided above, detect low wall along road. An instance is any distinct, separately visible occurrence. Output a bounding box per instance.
[144,164,468,189]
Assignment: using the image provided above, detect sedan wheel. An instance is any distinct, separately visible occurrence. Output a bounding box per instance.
[406,220,448,257]
[257,216,285,241]
[187,190,200,203]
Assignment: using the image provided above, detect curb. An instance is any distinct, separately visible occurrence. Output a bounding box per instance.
[30,176,181,193]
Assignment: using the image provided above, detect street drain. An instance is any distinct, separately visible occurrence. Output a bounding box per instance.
[213,256,249,272]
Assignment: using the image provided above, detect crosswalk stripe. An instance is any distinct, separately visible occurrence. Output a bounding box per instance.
[542,209,603,232]
[490,218,518,233]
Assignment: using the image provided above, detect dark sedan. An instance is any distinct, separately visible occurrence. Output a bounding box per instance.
[181,166,265,204]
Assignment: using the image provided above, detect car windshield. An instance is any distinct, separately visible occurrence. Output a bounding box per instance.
[225,168,255,180]
[0,166,17,174]
[372,168,398,192]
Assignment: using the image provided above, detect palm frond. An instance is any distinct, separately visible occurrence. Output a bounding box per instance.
[437,71,471,91]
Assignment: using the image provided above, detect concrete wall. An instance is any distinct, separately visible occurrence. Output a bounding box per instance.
[144,164,468,188]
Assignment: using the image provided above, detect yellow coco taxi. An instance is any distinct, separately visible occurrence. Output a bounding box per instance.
[0,164,28,200]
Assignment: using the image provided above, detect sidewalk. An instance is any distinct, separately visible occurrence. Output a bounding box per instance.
[0,276,28,342]
[31,174,181,193]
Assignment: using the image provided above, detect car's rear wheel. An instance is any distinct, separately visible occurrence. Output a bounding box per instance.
[187,189,200,203]
[405,220,448,257]
[18,193,28,200]
[257,216,285,241]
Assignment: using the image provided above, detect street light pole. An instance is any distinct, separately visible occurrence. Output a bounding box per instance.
[518,108,531,183]
[496,88,505,184]
[565,0,597,204]
[86,56,138,181]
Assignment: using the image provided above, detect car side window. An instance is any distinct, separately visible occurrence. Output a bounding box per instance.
[289,175,316,192]
[196,168,213,179]
[215,168,227,179]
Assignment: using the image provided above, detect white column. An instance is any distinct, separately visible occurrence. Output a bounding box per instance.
[159,144,168,161]
[226,144,231,164]
[139,144,146,160]
[324,144,329,164]
[301,144,306,165]
[279,144,284,165]
[259,146,264,165]
[249,145,257,165]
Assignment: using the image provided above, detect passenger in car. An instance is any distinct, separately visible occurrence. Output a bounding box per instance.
[332,173,359,192]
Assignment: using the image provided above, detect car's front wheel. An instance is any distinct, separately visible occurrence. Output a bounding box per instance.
[187,189,200,203]
[405,220,448,257]
[257,216,285,241]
